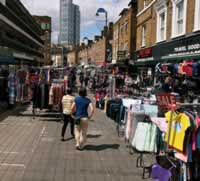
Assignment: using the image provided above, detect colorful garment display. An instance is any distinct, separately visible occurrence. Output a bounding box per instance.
[165,111,191,152]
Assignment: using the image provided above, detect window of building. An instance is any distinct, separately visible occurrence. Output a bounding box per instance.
[41,23,46,30]
[46,23,50,30]
[194,0,200,31]
[142,25,146,47]
[156,8,167,42]
[144,0,147,9]
[125,21,129,33]
[172,0,187,37]
[120,24,123,35]
[0,0,6,5]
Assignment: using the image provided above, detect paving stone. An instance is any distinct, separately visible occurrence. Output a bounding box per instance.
[0,105,151,181]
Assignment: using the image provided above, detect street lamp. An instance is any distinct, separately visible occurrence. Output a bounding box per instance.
[96,8,108,27]
[82,37,89,65]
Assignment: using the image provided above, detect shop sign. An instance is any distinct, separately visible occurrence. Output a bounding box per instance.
[154,34,200,60]
[117,51,127,60]
[138,48,152,58]
[156,94,176,108]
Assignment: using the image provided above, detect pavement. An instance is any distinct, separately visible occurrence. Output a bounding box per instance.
[0,103,152,181]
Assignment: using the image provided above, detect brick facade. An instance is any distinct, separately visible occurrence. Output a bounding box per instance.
[112,2,137,62]
[136,0,198,54]
[33,16,52,65]
[67,50,77,66]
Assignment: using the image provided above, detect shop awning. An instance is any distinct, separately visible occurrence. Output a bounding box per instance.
[160,54,200,62]
[132,54,200,67]
[133,60,158,67]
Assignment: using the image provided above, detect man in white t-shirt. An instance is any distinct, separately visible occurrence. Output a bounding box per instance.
[61,88,75,141]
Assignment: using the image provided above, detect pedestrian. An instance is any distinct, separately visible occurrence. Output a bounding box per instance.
[84,74,89,87]
[79,72,84,87]
[61,88,75,141]
[71,87,94,150]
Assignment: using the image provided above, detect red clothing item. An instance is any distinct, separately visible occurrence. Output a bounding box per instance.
[95,93,100,100]
[182,60,194,76]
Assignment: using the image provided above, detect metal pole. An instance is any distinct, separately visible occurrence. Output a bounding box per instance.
[105,11,108,27]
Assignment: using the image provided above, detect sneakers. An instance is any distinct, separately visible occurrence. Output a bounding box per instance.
[76,145,84,151]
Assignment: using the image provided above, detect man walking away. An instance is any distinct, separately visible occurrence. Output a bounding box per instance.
[61,88,75,141]
[71,88,94,150]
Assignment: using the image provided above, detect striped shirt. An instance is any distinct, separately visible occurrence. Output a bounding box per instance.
[62,95,74,115]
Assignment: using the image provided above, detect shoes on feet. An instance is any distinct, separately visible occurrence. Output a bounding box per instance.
[76,145,84,151]
[61,137,65,141]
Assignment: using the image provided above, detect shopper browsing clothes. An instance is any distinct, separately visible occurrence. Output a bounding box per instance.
[61,88,75,141]
[71,88,94,150]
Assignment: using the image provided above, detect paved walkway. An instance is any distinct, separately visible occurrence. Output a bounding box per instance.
[0,104,151,181]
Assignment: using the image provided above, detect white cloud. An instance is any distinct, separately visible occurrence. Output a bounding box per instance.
[21,0,130,43]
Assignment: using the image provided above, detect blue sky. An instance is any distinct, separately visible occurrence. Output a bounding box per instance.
[21,0,130,43]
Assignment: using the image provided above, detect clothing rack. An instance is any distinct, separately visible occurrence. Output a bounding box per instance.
[166,102,200,181]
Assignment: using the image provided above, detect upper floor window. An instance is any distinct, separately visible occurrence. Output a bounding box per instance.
[124,21,129,33]
[144,0,147,9]
[46,23,50,30]
[194,0,200,31]
[41,23,46,30]
[156,1,167,42]
[172,0,187,38]
[142,25,146,47]
[0,0,6,5]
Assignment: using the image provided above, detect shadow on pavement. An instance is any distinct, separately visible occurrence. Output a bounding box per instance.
[83,144,120,151]
[39,118,62,122]
[87,134,102,138]
[63,137,75,142]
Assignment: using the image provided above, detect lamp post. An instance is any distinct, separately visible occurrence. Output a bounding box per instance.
[83,37,89,65]
[96,8,108,27]
[96,8,110,65]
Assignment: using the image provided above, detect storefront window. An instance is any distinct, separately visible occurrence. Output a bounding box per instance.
[142,25,146,47]
[194,0,200,31]
[172,0,187,37]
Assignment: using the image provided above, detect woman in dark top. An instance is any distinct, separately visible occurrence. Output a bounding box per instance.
[71,88,94,150]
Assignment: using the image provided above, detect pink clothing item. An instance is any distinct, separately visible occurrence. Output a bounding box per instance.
[125,109,133,140]
[151,117,167,133]
[175,152,188,163]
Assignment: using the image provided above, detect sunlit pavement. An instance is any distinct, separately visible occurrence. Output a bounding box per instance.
[0,104,150,181]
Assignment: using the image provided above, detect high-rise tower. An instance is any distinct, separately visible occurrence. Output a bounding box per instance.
[59,0,80,47]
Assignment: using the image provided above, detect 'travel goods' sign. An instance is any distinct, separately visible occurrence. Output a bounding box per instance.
[156,94,176,108]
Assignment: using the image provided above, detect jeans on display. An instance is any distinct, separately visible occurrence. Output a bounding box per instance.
[110,103,121,122]
[61,114,74,137]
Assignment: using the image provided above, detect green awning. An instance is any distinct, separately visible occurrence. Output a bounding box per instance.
[133,60,158,67]
[133,54,200,67]
[160,54,200,62]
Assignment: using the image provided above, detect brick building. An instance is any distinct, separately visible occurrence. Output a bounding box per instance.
[67,50,77,66]
[78,45,88,65]
[135,0,200,65]
[33,16,52,65]
[91,35,106,65]
[112,1,137,64]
